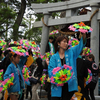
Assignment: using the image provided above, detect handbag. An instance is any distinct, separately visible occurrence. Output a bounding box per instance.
[29,77,38,84]
[29,66,39,84]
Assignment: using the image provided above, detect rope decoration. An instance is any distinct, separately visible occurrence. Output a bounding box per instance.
[42,17,77,35]
[89,9,99,22]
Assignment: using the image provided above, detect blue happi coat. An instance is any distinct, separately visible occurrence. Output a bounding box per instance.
[4,63,25,93]
[48,37,86,97]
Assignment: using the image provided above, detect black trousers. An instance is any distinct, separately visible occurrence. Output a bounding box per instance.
[84,82,96,100]
[51,83,75,100]
[26,85,32,99]
[47,83,51,100]
[85,87,96,100]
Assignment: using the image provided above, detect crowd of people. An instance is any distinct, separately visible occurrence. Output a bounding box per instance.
[0,33,99,100]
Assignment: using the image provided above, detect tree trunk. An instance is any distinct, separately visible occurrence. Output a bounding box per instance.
[12,0,26,41]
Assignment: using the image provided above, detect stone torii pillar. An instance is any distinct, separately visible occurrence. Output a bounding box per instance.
[40,10,50,55]
[90,3,99,95]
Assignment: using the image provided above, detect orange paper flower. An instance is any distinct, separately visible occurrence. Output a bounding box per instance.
[59,75,67,81]
[31,41,36,45]
[9,83,14,86]
[40,78,42,81]
[14,41,17,44]
[78,22,86,26]
[75,42,79,45]
[18,46,22,49]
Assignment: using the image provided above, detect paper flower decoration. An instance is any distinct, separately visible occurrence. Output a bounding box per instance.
[0,73,14,92]
[8,46,29,56]
[82,47,91,56]
[9,41,20,46]
[33,51,54,61]
[50,30,58,35]
[50,64,73,86]
[86,69,92,85]
[30,41,40,50]
[40,74,46,86]
[0,69,3,82]
[41,52,54,61]
[22,65,30,81]
[33,51,42,60]
[20,39,30,50]
[68,38,79,47]
[20,39,39,50]
[33,51,41,57]
[68,22,93,33]
[45,52,54,58]
[0,39,6,50]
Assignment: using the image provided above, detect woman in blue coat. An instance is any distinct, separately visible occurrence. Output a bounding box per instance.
[4,54,25,100]
[48,34,86,100]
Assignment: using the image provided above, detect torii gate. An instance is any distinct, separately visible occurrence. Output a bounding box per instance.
[32,0,100,95]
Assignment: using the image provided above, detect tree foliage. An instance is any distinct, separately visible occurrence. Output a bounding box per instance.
[0,0,64,43]
[0,3,16,40]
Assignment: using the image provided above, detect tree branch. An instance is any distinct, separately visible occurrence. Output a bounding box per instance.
[12,0,26,41]
[0,26,13,34]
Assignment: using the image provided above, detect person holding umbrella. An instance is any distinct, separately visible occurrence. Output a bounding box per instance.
[48,32,86,100]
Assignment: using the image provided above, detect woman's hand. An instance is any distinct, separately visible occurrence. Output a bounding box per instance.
[82,33,86,44]
[2,54,4,58]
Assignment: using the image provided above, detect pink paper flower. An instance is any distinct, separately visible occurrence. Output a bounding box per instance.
[68,26,76,31]
[52,67,61,75]
[0,69,3,72]
[78,29,88,33]
[2,78,9,85]
[50,76,55,84]
[64,64,72,70]
[57,83,64,86]
[88,69,91,73]
[90,28,93,32]
[0,87,3,92]
[68,40,72,45]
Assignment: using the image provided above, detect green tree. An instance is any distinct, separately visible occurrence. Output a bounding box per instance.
[0,3,16,41]
[4,0,33,41]
[0,0,64,42]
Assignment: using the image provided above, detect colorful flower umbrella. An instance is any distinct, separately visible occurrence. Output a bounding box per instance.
[82,47,91,56]
[50,30,58,35]
[20,39,31,50]
[8,46,29,56]
[50,64,73,86]
[0,69,3,82]
[86,69,92,85]
[33,51,54,61]
[68,38,79,47]
[20,39,39,50]
[41,52,54,61]
[22,65,30,82]
[0,39,6,50]
[33,51,41,56]
[45,52,54,58]
[0,73,14,92]
[68,22,93,33]
[40,74,46,86]
[9,41,20,46]
[30,41,40,50]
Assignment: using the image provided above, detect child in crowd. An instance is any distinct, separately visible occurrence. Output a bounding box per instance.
[4,53,25,100]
